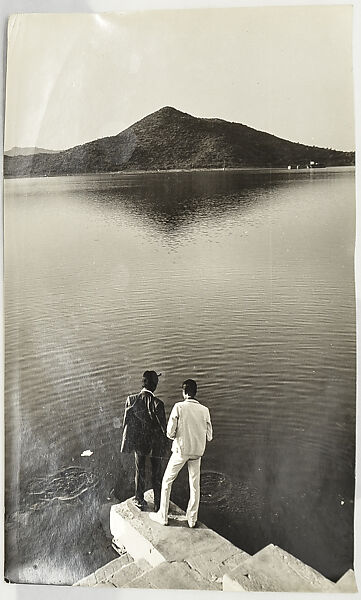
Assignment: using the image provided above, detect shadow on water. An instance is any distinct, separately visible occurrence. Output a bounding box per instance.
[72,170,287,236]
[72,169,351,236]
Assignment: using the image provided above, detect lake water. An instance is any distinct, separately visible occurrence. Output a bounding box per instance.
[4,168,355,585]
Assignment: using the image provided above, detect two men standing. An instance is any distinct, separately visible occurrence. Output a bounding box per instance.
[121,372,213,528]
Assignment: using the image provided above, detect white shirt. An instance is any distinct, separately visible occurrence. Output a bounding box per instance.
[167,398,213,457]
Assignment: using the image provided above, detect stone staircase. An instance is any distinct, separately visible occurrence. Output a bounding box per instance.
[223,544,357,593]
[75,551,218,589]
[74,490,358,592]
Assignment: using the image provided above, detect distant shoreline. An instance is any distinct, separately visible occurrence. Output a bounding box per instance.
[3,165,355,181]
[4,107,355,180]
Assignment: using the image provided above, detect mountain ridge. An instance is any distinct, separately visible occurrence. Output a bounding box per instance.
[4,146,59,157]
[4,107,355,178]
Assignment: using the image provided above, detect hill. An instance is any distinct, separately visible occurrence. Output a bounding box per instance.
[3,107,355,177]
[4,146,59,157]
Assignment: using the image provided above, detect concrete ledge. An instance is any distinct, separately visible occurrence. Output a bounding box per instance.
[186,546,250,583]
[336,569,358,593]
[75,552,133,586]
[110,498,165,567]
[223,544,337,593]
[110,489,249,584]
[130,560,220,590]
[108,559,152,587]
[77,491,356,592]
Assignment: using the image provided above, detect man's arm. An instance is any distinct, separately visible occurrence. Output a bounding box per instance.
[155,401,167,436]
[122,396,131,426]
[166,404,179,440]
[206,409,213,442]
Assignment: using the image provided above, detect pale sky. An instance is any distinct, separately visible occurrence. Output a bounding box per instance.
[4,6,355,152]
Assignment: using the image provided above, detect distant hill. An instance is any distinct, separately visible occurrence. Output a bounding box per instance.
[3,107,355,178]
[4,146,59,157]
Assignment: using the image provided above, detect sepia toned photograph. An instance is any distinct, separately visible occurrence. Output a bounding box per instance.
[3,4,357,592]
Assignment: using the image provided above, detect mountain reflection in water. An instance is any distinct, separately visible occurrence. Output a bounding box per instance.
[4,168,355,585]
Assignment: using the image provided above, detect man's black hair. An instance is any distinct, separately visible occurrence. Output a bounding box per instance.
[182,379,197,398]
[143,370,159,392]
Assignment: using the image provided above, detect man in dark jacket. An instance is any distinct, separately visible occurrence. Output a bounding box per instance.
[121,370,167,510]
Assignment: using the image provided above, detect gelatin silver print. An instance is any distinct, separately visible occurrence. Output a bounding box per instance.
[3,6,357,592]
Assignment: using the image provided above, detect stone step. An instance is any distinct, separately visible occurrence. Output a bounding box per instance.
[220,549,251,573]
[110,487,251,585]
[74,552,133,586]
[107,558,153,588]
[223,544,337,593]
[335,569,358,593]
[186,546,250,584]
[128,560,220,590]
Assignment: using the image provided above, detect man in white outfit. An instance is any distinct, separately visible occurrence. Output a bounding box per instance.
[149,379,213,528]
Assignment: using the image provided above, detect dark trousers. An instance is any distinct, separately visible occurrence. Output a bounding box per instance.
[134,451,163,508]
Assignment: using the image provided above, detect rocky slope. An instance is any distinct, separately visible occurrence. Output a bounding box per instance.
[4,107,355,177]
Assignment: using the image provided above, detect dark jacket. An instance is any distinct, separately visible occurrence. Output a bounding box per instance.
[120,390,167,457]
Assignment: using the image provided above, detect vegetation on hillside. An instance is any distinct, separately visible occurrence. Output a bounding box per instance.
[4,107,355,178]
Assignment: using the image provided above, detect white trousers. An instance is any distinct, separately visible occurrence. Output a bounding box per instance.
[158,452,201,525]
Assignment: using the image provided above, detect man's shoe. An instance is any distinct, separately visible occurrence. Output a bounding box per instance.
[133,497,148,510]
[149,512,168,526]
[188,521,197,528]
